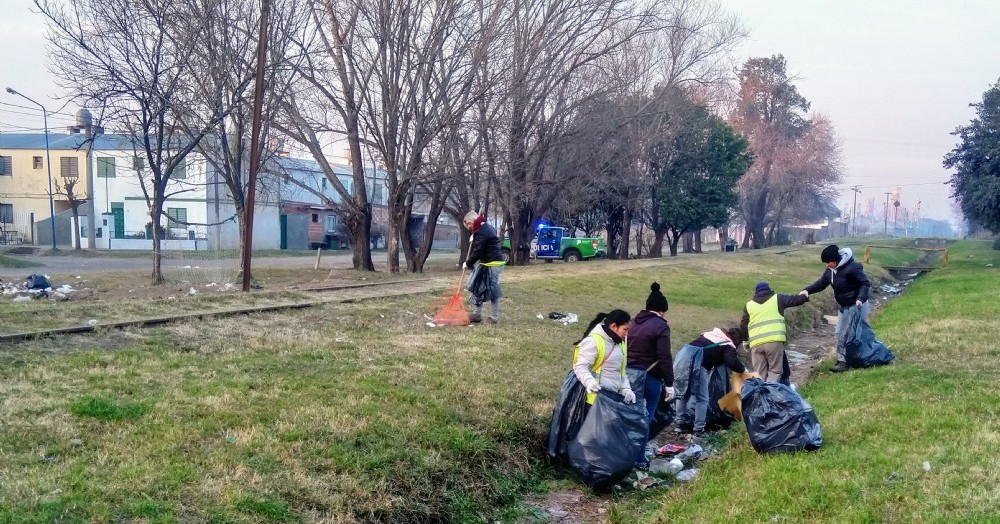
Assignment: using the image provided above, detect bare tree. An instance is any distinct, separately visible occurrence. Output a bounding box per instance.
[275,0,377,271]
[37,0,224,283]
[56,176,87,250]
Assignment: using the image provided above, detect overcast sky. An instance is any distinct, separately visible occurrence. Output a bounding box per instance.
[3,0,999,222]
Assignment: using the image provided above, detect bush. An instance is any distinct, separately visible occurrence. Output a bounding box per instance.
[993,237,1000,250]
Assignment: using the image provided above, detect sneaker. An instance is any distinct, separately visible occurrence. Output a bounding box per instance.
[469,313,482,323]
[485,317,498,325]
[829,361,850,373]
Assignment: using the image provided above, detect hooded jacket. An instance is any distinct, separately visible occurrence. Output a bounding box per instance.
[626,311,673,385]
[688,329,746,373]
[739,287,809,342]
[804,247,871,308]
[573,324,632,396]
[465,223,504,268]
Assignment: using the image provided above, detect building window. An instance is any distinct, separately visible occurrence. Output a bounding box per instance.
[133,156,145,171]
[325,215,336,233]
[60,157,80,178]
[311,213,319,223]
[0,203,13,223]
[171,159,186,180]
[0,156,11,176]
[166,207,187,227]
[97,157,116,178]
[33,156,43,169]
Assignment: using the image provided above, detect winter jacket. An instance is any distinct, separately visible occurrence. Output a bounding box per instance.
[625,311,673,385]
[573,324,632,396]
[739,290,809,343]
[689,334,746,373]
[804,247,871,308]
[465,223,504,268]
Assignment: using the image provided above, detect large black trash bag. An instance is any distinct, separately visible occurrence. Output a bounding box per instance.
[705,366,736,430]
[25,274,50,290]
[546,371,589,460]
[567,389,647,490]
[843,307,895,368]
[741,378,822,454]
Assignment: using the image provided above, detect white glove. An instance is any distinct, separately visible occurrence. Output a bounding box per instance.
[622,389,636,404]
[583,378,601,394]
[664,387,674,401]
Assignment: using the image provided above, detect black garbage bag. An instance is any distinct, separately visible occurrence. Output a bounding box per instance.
[648,398,676,439]
[705,366,736,430]
[741,378,822,454]
[567,389,647,490]
[546,371,589,460]
[843,307,895,368]
[25,274,50,290]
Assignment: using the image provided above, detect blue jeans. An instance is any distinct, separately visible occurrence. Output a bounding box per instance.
[637,374,663,464]
[836,301,872,362]
[674,344,709,433]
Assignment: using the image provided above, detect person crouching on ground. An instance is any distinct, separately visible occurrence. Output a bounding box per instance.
[573,310,637,408]
[626,282,672,470]
[800,244,872,372]
[463,211,505,324]
[741,281,808,383]
[673,326,747,437]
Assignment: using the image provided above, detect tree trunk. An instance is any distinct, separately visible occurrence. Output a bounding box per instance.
[605,206,624,259]
[619,204,632,259]
[718,227,728,251]
[682,232,693,253]
[650,230,665,258]
[510,205,534,265]
[235,210,251,283]
[458,230,470,268]
[668,230,681,257]
[350,207,374,270]
[150,203,164,284]
[694,230,702,252]
[71,206,82,250]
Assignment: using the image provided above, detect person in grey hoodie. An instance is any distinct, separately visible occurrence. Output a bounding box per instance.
[801,244,872,372]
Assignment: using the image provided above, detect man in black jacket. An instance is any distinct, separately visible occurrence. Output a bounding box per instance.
[463,211,505,324]
[801,244,872,372]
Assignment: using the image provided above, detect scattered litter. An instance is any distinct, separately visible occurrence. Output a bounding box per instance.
[771,516,781,523]
[51,292,68,301]
[404,311,414,315]
[335,337,350,343]
[548,312,579,325]
[426,322,436,328]
[12,296,30,302]
[656,443,686,456]
[56,284,74,293]
[677,443,703,461]
[205,282,218,287]
[886,471,902,482]
[87,319,98,326]
[675,469,698,482]
[167,296,176,300]
[922,461,931,472]
[188,287,198,296]
[650,457,684,476]
[182,265,192,269]
[226,435,238,444]
[879,284,901,294]
[988,264,994,268]
[536,313,544,320]
[75,275,81,279]
[38,453,57,464]
[223,283,235,291]
[908,272,921,277]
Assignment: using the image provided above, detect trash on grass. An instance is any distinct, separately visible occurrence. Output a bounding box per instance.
[656,443,686,456]
[676,469,698,482]
[677,443,703,462]
[922,461,931,472]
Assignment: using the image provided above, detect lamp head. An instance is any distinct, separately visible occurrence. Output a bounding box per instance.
[5,87,15,94]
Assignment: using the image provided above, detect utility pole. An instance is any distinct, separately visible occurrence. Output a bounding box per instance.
[241,0,270,291]
[849,185,861,237]
[883,192,891,237]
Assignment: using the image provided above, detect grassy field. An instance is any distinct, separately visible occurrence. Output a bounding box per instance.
[0,253,41,268]
[0,241,982,522]
[624,240,1000,523]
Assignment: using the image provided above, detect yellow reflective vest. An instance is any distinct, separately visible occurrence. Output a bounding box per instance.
[746,295,786,348]
[572,332,627,405]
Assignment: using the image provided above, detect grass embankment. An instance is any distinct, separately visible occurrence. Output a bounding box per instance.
[0,245,907,522]
[0,254,40,268]
[630,240,1000,523]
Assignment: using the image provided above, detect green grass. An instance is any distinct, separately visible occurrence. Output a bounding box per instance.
[0,242,990,522]
[0,253,40,268]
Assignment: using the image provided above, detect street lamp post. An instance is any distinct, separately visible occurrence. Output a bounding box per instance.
[5,87,57,250]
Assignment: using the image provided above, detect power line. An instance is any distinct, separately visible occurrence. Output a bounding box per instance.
[0,101,81,120]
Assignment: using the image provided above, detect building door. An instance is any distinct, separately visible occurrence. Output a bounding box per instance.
[279,214,287,250]
[111,202,125,238]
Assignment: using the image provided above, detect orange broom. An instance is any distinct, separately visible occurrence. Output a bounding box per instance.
[432,259,471,326]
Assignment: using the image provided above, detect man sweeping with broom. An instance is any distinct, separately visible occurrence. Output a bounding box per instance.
[463,211,505,325]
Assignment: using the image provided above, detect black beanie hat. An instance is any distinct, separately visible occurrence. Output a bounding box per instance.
[821,244,841,263]
[645,282,669,312]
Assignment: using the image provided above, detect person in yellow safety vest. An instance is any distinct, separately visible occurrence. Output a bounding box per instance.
[572,310,636,406]
[463,211,505,324]
[740,281,809,383]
